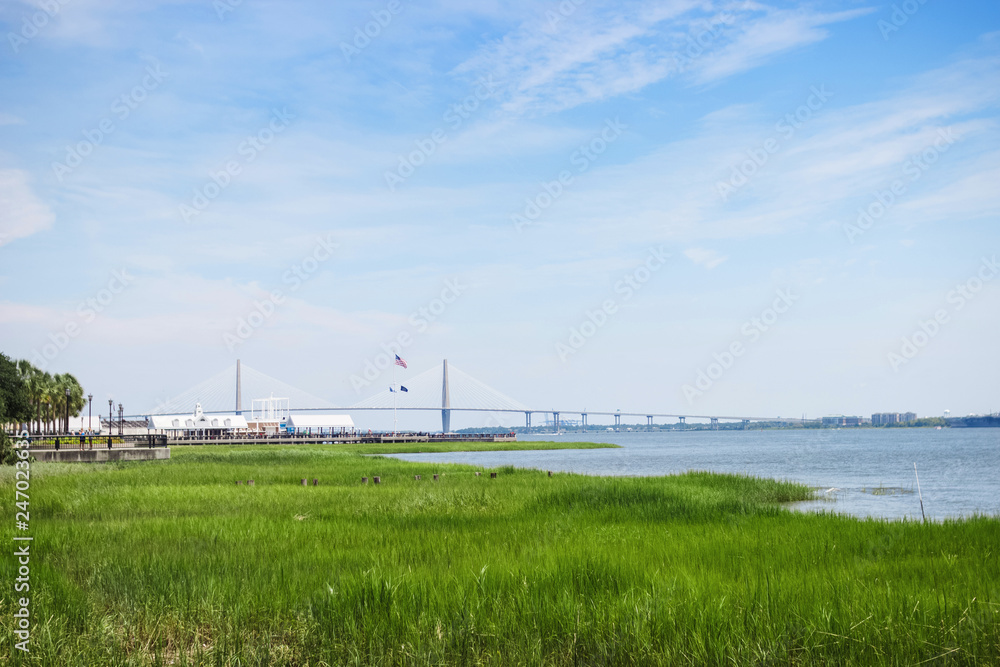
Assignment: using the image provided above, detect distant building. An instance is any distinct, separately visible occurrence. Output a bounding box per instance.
[872,412,917,426]
[822,415,866,427]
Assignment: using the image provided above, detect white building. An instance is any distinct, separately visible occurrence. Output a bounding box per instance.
[148,403,249,437]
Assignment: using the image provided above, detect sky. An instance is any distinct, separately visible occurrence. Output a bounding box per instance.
[0,0,998,430]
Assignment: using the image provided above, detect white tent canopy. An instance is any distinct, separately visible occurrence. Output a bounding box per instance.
[287,414,354,432]
[68,415,103,433]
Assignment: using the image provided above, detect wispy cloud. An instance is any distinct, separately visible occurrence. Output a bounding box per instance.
[0,169,55,246]
[684,247,729,269]
[692,7,874,83]
[454,2,871,117]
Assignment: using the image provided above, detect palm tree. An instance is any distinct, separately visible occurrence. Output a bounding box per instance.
[40,372,56,434]
[15,360,42,434]
[10,361,89,435]
[53,373,85,432]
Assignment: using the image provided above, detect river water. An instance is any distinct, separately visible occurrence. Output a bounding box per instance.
[389,428,1000,520]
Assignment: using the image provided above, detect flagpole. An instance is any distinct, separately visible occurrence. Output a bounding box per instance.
[392,359,397,435]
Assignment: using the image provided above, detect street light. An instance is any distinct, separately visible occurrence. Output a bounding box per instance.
[109,399,113,437]
[88,394,93,434]
[118,403,124,436]
[64,387,70,434]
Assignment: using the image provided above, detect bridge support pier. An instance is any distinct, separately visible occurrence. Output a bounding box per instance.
[614,413,621,429]
[647,415,653,426]
[678,416,686,428]
[581,413,588,427]
[710,417,719,430]
[743,419,750,430]
[553,412,560,432]
[525,412,531,428]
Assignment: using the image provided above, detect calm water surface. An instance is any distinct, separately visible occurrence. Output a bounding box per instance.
[390,428,1000,520]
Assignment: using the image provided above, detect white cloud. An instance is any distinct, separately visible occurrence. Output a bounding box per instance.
[454,2,870,118]
[691,8,874,84]
[684,247,728,269]
[0,169,54,246]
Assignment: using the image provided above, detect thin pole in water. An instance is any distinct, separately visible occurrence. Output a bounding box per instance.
[913,462,926,522]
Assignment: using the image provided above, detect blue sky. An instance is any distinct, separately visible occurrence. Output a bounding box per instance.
[1,0,998,429]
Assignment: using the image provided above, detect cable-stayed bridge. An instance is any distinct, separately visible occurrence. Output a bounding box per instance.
[144,360,816,431]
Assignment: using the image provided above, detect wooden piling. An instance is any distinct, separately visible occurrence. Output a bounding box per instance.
[475,472,481,477]
[433,474,439,481]
[548,471,553,477]
[301,479,306,486]
[414,475,421,480]
[236,481,243,485]
[361,477,368,484]
[248,480,254,486]
[374,476,381,484]
[312,479,318,486]
[490,472,497,479]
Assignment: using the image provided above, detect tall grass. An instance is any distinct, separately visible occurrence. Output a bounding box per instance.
[1,444,998,665]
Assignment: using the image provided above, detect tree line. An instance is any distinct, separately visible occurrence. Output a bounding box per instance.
[0,352,87,435]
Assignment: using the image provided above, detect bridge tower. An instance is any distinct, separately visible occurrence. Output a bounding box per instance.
[235,359,242,415]
[441,359,451,433]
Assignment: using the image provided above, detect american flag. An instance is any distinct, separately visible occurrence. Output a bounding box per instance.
[394,354,407,369]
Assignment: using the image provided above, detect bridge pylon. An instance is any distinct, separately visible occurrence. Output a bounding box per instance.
[441,359,451,433]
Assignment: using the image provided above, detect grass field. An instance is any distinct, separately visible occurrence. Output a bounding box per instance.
[1,443,998,665]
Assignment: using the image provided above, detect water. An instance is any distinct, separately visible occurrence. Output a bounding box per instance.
[389,428,1000,520]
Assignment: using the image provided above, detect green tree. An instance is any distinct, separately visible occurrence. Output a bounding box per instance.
[0,353,31,427]
[0,353,31,464]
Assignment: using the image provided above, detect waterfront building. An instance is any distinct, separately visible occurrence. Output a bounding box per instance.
[871,412,918,426]
[148,403,249,437]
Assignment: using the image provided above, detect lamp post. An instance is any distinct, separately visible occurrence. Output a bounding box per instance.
[88,394,93,434]
[64,387,70,434]
[109,399,113,437]
[118,403,124,436]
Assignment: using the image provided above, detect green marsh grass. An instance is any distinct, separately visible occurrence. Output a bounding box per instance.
[1,444,998,665]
